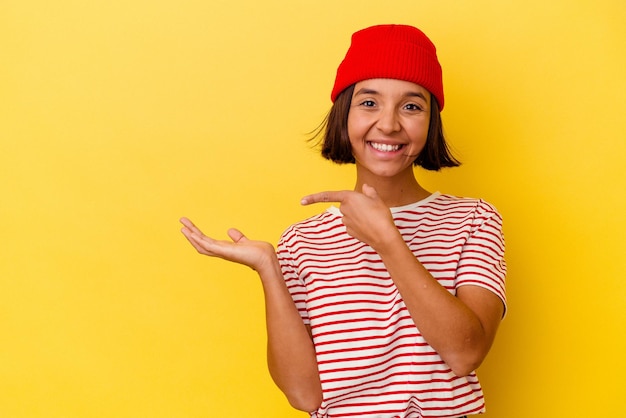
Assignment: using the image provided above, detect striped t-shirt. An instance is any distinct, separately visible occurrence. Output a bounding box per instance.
[277,192,507,418]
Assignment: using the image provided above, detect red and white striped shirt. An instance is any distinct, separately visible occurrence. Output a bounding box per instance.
[277,192,506,418]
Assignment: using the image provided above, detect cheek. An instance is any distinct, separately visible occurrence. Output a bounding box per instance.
[346,119,358,146]
[346,114,356,137]
[347,114,369,142]
[410,120,430,144]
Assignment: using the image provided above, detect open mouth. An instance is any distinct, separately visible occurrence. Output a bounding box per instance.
[368,142,404,152]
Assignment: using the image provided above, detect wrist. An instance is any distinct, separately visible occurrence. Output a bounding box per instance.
[371,227,405,255]
[255,254,283,281]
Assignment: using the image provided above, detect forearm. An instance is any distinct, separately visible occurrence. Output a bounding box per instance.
[257,260,323,412]
[375,234,494,376]
[178,219,322,408]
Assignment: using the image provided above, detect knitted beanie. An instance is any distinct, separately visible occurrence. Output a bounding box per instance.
[330,24,444,110]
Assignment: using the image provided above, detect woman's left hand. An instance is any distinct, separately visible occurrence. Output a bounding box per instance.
[301,184,399,250]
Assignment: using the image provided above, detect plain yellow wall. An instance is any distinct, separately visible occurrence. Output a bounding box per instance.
[1,0,625,417]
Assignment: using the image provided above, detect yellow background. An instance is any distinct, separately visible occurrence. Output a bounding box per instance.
[1,0,625,416]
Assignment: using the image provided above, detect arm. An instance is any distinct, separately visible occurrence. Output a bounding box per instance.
[300,187,504,376]
[259,259,323,412]
[180,218,323,411]
[372,229,503,376]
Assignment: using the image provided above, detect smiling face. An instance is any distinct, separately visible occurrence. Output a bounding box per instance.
[347,78,431,181]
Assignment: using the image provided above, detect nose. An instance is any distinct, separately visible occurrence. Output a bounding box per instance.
[376,107,401,134]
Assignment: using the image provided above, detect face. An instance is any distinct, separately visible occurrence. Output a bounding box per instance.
[347,78,431,179]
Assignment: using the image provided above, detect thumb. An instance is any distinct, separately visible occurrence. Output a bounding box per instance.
[362,183,379,199]
[227,228,247,243]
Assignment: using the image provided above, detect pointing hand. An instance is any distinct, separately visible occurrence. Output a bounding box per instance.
[301,184,399,250]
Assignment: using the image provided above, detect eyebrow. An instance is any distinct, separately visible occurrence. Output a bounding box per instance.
[353,88,428,101]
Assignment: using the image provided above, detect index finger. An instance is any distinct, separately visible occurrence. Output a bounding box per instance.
[301,190,351,206]
[180,217,205,237]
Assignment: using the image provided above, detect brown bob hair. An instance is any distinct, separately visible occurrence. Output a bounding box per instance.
[313,84,461,171]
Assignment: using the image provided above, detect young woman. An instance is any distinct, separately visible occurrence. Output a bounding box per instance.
[181,24,506,418]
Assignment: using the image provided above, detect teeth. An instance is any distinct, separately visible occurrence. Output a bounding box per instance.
[370,142,401,152]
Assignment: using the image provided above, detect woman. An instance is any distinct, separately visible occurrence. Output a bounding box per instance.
[181,24,506,417]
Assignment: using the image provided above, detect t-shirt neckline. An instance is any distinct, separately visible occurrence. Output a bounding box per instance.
[326,191,441,216]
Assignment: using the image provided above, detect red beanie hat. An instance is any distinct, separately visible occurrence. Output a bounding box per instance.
[330,24,444,110]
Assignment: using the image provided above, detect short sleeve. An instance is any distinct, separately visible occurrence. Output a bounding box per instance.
[277,228,310,325]
[456,200,507,313]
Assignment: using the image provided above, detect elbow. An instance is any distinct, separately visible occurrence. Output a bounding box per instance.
[450,361,481,377]
[446,350,486,377]
[286,390,323,413]
[269,362,322,412]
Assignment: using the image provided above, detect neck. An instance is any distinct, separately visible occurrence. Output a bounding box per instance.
[354,168,431,208]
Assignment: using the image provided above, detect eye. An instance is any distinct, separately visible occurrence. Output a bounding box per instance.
[404,103,424,111]
[359,99,376,107]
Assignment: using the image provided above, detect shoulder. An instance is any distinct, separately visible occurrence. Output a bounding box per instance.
[278,209,343,244]
[420,194,504,236]
[432,193,502,219]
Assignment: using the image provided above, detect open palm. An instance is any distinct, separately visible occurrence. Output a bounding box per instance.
[180,217,277,273]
